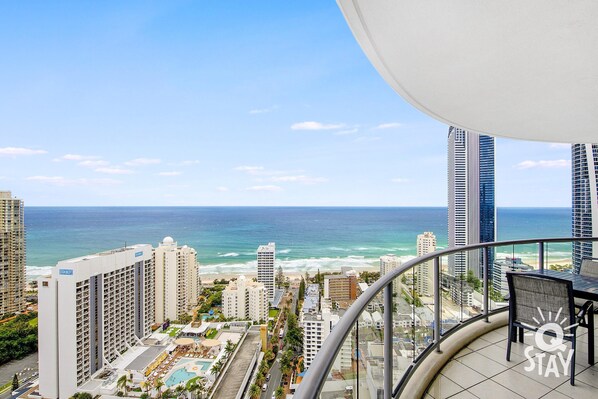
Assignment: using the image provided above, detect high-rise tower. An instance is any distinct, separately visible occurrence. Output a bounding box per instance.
[257,242,275,303]
[0,191,25,314]
[416,232,437,296]
[448,127,495,278]
[572,143,598,272]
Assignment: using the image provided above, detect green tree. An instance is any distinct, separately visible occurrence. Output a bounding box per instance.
[117,374,130,396]
[78,393,92,399]
[275,386,285,399]
[248,384,261,399]
[224,339,235,357]
[154,379,165,399]
[140,394,149,399]
[12,373,19,391]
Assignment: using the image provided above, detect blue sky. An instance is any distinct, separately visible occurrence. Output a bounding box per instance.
[0,1,572,207]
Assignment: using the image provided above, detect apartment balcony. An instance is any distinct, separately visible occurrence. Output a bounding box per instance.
[294,237,598,399]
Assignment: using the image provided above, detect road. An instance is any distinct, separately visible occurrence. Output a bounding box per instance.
[0,353,38,399]
[261,287,298,399]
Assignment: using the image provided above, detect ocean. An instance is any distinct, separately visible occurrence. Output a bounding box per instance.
[25,207,572,278]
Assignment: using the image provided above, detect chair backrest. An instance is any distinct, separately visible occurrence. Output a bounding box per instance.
[579,259,598,278]
[507,273,574,328]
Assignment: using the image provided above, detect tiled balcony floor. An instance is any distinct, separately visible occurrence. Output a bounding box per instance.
[425,314,598,399]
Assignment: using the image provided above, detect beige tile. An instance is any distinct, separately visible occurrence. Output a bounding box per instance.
[426,374,464,399]
[511,361,570,389]
[492,369,553,399]
[575,365,598,388]
[457,352,508,378]
[481,330,507,343]
[476,342,527,368]
[467,337,494,351]
[539,391,574,399]
[454,347,474,359]
[449,390,479,399]
[555,380,598,399]
[467,379,524,399]
[440,360,486,389]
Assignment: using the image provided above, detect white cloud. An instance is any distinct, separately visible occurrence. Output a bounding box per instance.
[246,185,283,192]
[391,178,410,183]
[157,171,182,176]
[374,122,402,129]
[269,175,328,184]
[0,147,47,156]
[291,121,346,131]
[334,128,359,136]
[249,105,279,115]
[216,186,229,192]
[27,176,122,186]
[57,154,100,161]
[549,143,571,149]
[235,165,265,175]
[78,160,109,168]
[515,159,570,169]
[124,158,161,166]
[94,167,134,175]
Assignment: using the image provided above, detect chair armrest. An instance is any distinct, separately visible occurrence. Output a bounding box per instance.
[576,300,594,322]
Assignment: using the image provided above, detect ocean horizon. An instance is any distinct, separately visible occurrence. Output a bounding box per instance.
[25,206,573,278]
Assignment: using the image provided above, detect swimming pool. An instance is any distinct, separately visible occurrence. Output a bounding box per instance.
[164,359,214,387]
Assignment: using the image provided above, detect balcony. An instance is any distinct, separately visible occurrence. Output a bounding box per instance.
[294,237,598,399]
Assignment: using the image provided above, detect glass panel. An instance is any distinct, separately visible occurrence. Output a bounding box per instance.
[546,241,573,272]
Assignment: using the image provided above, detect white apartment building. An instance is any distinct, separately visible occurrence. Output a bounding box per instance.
[257,242,275,303]
[415,232,437,296]
[222,275,269,322]
[38,245,154,399]
[380,254,401,295]
[0,191,25,314]
[153,236,200,323]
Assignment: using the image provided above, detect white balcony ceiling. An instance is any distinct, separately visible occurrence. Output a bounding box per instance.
[338,0,598,143]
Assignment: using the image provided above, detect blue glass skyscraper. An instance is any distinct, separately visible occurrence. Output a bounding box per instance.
[448,127,496,279]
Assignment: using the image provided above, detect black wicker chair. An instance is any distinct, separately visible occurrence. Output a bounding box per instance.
[506,272,594,385]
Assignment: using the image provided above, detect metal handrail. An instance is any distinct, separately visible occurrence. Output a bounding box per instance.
[294,237,598,399]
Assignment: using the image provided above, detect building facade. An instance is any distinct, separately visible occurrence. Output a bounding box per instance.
[415,232,437,296]
[38,245,154,399]
[153,236,200,323]
[323,273,357,302]
[380,254,401,295]
[222,275,269,322]
[257,242,275,303]
[448,127,495,279]
[572,144,598,272]
[0,191,25,314]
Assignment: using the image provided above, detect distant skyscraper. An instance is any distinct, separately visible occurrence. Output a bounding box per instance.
[257,242,275,303]
[380,254,401,295]
[448,127,495,278]
[0,191,25,314]
[153,236,200,323]
[572,143,598,272]
[416,232,436,296]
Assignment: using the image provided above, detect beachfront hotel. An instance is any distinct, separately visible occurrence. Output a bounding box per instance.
[222,275,269,322]
[153,236,201,324]
[448,127,496,279]
[257,242,275,303]
[415,232,436,296]
[572,144,598,272]
[379,254,401,295]
[323,271,357,303]
[37,245,154,399]
[0,191,25,314]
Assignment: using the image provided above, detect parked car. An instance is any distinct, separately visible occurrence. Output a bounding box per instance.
[262,383,268,391]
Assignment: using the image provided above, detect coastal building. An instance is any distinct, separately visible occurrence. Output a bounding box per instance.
[572,143,598,272]
[380,254,401,295]
[302,283,320,314]
[153,236,200,323]
[415,232,436,296]
[222,275,269,322]
[257,242,275,303]
[448,127,495,279]
[0,191,25,314]
[38,245,154,399]
[492,257,532,297]
[323,272,357,303]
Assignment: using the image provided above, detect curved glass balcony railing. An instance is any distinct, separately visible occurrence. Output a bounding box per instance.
[294,237,598,399]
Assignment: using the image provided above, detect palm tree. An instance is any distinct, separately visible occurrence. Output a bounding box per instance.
[224,339,235,357]
[255,372,265,387]
[174,385,186,399]
[210,360,223,377]
[154,378,165,399]
[275,387,285,399]
[78,394,93,399]
[248,384,261,399]
[117,374,129,396]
